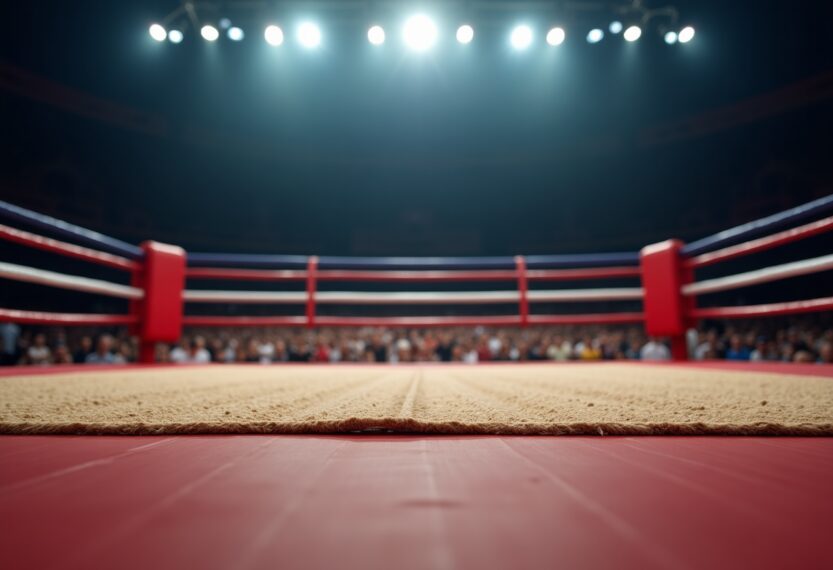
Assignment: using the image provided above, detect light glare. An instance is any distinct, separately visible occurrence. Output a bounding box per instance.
[168,29,183,44]
[623,25,641,42]
[678,26,695,43]
[403,15,438,52]
[264,25,284,46]
[664,31,678,44]
[297,22,322,48]
[228,26,244,41]
[149,23,167,42]
[201,25,219,42]
[546,27,565,46]
[586,28,604,44]
[456,24,474,44]
[510,25,533,50]
[609,21,623,34]
[368,25,385,45]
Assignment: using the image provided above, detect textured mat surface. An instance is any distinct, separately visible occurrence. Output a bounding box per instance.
[1,364,832,435]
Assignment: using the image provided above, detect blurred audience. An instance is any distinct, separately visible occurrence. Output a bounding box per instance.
[4,318,832,366]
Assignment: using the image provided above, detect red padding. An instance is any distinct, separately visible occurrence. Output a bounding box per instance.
[691,296,833,319]
[0,308,138,326]
[0,223,139,272]
[686,215,833,269]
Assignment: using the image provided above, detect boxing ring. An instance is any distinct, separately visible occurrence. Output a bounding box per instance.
[1,197,833,570]
[1,195,832,361]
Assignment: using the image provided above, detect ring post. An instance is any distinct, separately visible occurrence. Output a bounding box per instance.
[306,256,318,329]
[640,240,693,361]
[135,241,186,363]
[515,255,529,327]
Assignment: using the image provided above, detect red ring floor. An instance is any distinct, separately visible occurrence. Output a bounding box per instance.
[1,363,832,570]
[3,435,832,570]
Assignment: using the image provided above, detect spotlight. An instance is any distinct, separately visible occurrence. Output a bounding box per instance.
[219,18,232,30]
[368,25,385,45]
[264,25,284,46]
[403,14,438,52]
[227,26,244,41]
[201,25,219,42]
[586,28,604,44]
[546,27,565,46]
[664,31,678,44]
[510,25,533,50]
[297,22,322,48]
[456,24,474,44]
[609,21,623,34]
[168,29,184,44]
[149,23,167,42]
[678,26,695,43]
[623,25,642,42]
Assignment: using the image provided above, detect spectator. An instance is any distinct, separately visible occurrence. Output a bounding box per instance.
[1,322,21,365]
[26,333,52,365]
[725,334,751,361]
[640,338,671,361]
[73,336,93,364]
[85,335,119,365]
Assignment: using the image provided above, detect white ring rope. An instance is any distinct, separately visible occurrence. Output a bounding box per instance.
[0,261,143,300]
[683,253,833,296]
[183,290,307,303]
[316,291,518,304]
[528,288,644,302]
[182,288,644,304]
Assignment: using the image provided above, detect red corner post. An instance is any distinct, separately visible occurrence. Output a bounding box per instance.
[515,255,529,327]
[133,241,186,363]
[640,240,694,361]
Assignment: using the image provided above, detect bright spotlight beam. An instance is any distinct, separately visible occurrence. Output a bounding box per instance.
[297,22,322,48]
[678,26,695,43]
[586,28,604,44]
[609,21,623,34]
[149,23,167,42]
[510,25,533,50]
[368,25,385,45]
[201,25,219,42]
[623,25,642,42]
[228,26,244,41]
[403,14,438,52]
[546,27,565,46]
[456,24,474,44]
[264,25,284,46]
[664,31,678,44]
[168,29,184,44]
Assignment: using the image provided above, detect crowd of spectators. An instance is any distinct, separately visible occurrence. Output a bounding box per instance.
[2,320,832,366]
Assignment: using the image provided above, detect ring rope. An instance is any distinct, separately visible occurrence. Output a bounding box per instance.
[682,253,833,296]
[0,261,143,300]
[685,215,833,269]
[181,287,644,305]
[0,223,139,272]
[691,296,833,320]
[0,308,138,325]
[184,266,642,282]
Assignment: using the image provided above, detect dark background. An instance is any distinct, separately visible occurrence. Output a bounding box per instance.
[1,1,832,315]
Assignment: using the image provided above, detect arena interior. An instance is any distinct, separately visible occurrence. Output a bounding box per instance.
[2,1,833,569]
